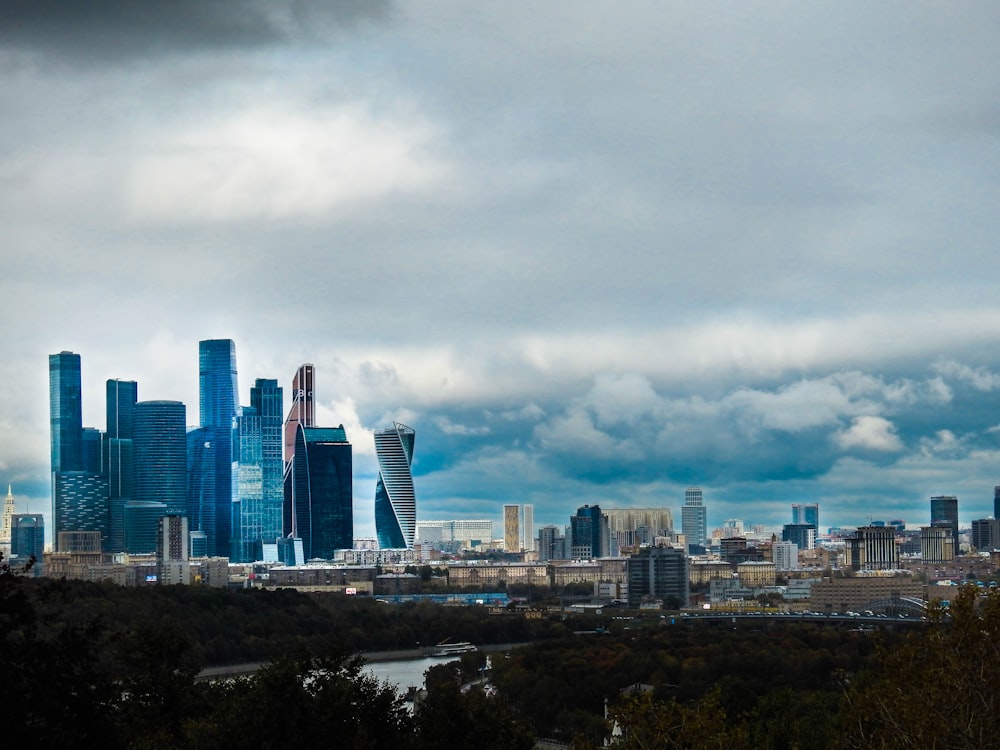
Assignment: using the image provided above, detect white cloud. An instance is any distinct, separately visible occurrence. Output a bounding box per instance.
[834,416,904,453]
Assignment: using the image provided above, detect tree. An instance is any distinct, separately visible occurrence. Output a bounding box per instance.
[842,585,1000,749]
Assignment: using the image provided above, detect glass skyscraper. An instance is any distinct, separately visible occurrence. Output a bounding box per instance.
[130,400,186,553]
[49,351,83,476]
[104,379,137,553]
[374,422,416,550]
[681,487,707,552]
[231,378,284,562]
[198,339,239,557]
[285,424,353,559]
[930,495,960,551]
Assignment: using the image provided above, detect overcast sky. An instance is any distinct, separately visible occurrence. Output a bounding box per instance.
[3,1,1000,542]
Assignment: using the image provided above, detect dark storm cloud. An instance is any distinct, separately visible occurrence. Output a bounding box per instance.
[0,0,392,61]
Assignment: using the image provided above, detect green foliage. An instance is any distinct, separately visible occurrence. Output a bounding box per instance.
[842,585,1000,749]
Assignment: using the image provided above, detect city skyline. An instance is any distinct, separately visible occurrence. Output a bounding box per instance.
[3,4,1000,538]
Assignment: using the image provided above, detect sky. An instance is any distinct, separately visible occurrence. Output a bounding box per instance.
[2,1,1000,542]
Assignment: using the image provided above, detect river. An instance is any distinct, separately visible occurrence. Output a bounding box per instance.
[360,654,464,691]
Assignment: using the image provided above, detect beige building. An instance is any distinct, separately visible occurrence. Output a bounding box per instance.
[809,575,923,613]
[736,561,776,587]
[447,562,548,588]
[689,560,734,585]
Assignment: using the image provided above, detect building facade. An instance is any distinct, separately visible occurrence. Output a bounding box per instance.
[847,526,899,571]
[231,378,284,563]
[198,339,239,557]
[104,379,137,553]
[627,545,689,608]
[930,495,959,552]
[681,487,707,551]
[285,425,353,560]
[503,504,521,552]
[374,423,416,550]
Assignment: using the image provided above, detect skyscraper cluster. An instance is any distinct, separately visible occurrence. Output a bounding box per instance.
[46,341,388,564]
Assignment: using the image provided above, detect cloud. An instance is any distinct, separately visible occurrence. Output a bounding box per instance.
[834,416,904,453]
[125,105,450,223]
[933,360,1000,392]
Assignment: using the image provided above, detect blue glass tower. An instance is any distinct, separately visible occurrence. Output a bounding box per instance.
[231,378,284,562]
[50,351,109,550]
[284,424,353,560]
[374,422,415,550]
[198,339,239,557]
[104,379,137,553]
[131,400,186,553]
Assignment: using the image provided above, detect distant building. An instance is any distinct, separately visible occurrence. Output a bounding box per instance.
[681,487,706,552]
[10,514,44,576]
[773,541,799,571]
[571,505,608,559]
[930,495,959,552]
[847,526,899,571]
[104,378,137,553]
[792,503,819,532]
[920,525,955,563]
[157,515,190,585]
[782,523,816,551]
[283,364,315,469]
[971,518,1000,552]
[285,425,353,559]
[503,504,521,552]
[604,508,674,550]
[132,400,186,554]
[198,339,239,557]
[627,545,689,608]
[522,504,535,552]
[373,423,416,550]
[231,378,284,563]
[0,485,14,554]
[538,525,568,562]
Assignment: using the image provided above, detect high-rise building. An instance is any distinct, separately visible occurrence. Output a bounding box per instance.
[782,523,816,551]
[570,504,607,559]
[522,504,535,552]
[158,514,190,585]
[374,422,416,550]
[930,495,959,552]
[131,400,186,553]
[49,351,83,476]
[231,378,284,563]
[284,364,315,467]
[503,504,521,552]
[0,485,15,554]
[846,526,899,571]
[604,508,674,550]
[105,379,137,553]
[284,425,353,559]
[681,487,707,552]
[198,339,239,557]
[971,518,1000,552]
[537,525,567,562]
[10,514,44,576]
[920,525,955,563]
[627,545,689,608]
[791,503,819,532]
[994,487,1000,521]
[773,541,799,570]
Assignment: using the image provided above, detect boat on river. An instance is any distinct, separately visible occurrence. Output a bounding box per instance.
[430,641,477,657]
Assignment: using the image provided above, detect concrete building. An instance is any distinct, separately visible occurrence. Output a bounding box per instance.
[627,545,689,608]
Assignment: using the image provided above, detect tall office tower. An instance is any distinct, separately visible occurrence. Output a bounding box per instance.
[994,487,1000,520]
[187,427,216,553]
[231,378,284,562]
[105,379,137,553]
[537,525,567,562]
[131,401,186,553]
[0,485,15,553]
[782,523,816,551]
[570,504,607,559]
[374,422,416,550]
[930,495,960,552]
[627,545,689,608]
[198,339,239,557]
[522,504,535,552]
[10,514,44,576]
[791,503,819,531]
[284,364,315,466]
[81,428,103,473]
[284,424,353,559]
[773,541,799,570]
[158,514,190,585]
[971,518,1000,552]
[49,351,83,476]
[604,508,674,549]
[920,525,955,563]
[503,504,521,552]
[846,526,899,571]
[681,487,707,552]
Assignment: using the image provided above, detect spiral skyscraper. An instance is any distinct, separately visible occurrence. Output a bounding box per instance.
[374,422,416,549]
